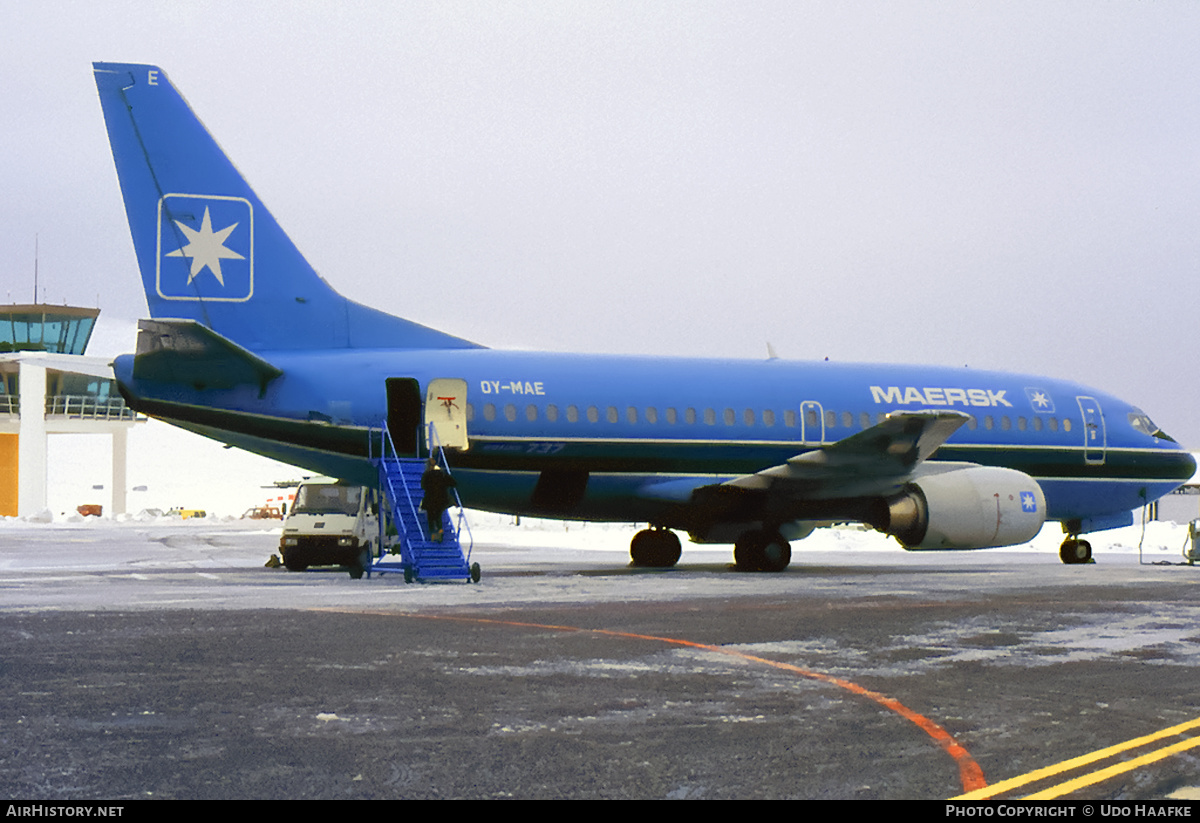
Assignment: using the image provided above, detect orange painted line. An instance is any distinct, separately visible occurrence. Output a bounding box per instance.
[319,608,987,793]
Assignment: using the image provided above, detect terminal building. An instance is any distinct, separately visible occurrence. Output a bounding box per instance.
[0,304,140,517]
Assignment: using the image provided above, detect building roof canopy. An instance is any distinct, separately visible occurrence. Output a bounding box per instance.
[0,305,99,355]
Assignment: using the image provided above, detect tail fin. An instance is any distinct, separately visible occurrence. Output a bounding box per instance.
[93,63,481,352]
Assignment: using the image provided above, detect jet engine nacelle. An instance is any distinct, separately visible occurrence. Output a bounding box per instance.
[881,466,1046,550]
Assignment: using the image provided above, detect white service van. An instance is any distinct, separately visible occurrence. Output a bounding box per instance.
[279,478,384,578]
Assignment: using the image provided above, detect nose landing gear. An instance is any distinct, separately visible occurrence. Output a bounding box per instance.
[1059,537,1093,564]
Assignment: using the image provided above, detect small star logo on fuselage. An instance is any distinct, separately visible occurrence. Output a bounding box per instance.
[1024,387,1056,414]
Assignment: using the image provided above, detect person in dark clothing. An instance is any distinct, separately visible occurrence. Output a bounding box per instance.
[420,459,457,541]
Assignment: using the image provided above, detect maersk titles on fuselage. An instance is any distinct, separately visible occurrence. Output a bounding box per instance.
[95,62,1194,572]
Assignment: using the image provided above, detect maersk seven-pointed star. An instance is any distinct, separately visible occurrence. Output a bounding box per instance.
[166,206,244,285]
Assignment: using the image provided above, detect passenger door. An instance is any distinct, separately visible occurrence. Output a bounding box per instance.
[1076,396,1106,464]
[425,378,469,451]
[801,401,825,444]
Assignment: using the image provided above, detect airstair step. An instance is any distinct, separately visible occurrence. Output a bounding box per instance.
[368,449,475,583]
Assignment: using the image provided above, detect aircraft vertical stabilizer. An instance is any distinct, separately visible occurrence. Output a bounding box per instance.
[93,62,481,354]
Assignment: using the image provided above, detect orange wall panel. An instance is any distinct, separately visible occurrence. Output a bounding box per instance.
[0,434,17,517]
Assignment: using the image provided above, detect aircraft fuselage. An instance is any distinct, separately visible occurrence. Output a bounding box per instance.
[113,347,1193,533]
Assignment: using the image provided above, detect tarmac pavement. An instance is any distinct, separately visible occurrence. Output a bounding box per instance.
[2,519,1199,799]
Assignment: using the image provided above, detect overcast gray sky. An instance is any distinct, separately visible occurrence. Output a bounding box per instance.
[4,2,1200,445]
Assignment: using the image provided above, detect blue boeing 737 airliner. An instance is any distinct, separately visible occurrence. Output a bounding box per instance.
[94,63,1195,571]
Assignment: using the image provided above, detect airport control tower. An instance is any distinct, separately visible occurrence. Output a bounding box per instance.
[0,304,140,517]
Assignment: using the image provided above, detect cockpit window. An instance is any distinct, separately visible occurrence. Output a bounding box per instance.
[1128,409,1177,442]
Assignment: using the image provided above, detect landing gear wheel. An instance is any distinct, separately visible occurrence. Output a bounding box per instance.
[1059,538,1093,564]
[734,529,792,572]
[629,528,682,568]
[470,562,482,583]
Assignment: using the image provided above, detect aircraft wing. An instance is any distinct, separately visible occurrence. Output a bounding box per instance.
[131,319,283,391]
[723,410,973,499]
[635,410,974,512]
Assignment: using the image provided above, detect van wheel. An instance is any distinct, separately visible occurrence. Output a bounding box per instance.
[348,546,371,579]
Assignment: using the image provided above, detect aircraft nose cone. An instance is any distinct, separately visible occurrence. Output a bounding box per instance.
[1179,448,1198,483]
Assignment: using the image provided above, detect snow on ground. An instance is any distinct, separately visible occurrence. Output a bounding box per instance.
[1,505,1195,563]
[0,508,1196,616]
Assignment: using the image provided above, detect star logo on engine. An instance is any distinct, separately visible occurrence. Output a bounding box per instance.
[1020,492,1037,513]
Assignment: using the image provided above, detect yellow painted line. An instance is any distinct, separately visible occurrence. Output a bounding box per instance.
[951,716,1200,799]
[1023,735,1200,799]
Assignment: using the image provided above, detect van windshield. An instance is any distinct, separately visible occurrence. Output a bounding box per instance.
[293,484,361,515]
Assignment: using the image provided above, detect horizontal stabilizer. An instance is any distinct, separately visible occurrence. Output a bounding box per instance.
[132,319,283,390]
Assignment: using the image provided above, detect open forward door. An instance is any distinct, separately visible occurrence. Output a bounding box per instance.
[425,378,469,451]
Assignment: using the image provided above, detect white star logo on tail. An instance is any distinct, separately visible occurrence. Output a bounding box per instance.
[166,206,245,285]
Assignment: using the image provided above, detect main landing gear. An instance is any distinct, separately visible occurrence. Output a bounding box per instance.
[628,526,794,572]
[734,529,792,573]
[1059,537,1093,564]
[629,527,682,568]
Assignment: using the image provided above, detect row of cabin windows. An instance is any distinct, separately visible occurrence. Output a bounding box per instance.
[467,403,1074,435]
[473,403,802,427]
[969,414,1072,433]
